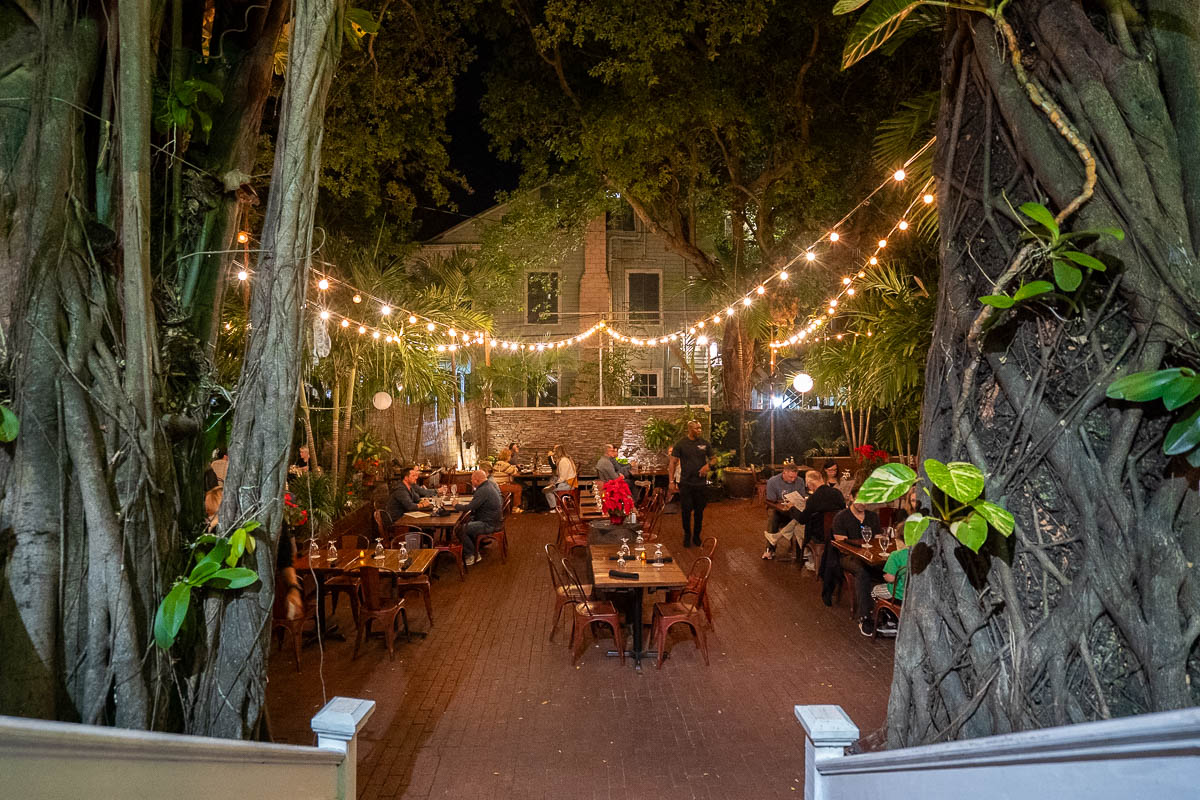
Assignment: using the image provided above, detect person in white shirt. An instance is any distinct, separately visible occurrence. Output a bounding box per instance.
[544,444,577,510]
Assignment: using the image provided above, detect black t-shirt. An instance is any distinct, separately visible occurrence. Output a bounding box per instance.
[671,437,712,486]
[831,509,881,541]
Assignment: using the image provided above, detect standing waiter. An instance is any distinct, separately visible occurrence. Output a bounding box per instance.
[668,419,714,548]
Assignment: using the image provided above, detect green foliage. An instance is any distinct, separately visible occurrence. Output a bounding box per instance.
[977,202,1122,309]
[836,0,926,69]
[1107,368,1200,466]
[343,7,381,50]
[858,459,1014,552]
[349,427,391,465]
[0,404,18,442]
[154,522,261,649]
[286,471,340,537]
[153,77,224,143]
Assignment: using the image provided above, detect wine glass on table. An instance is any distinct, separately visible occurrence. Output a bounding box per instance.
[861,524,873,552]
[450,484,458,505]
[374,538,385,560]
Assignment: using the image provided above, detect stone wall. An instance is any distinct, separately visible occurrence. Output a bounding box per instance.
[484,405,706,473]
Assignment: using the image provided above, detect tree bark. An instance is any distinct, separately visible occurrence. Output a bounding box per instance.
[890,1,1200,746]
[190,0,346,738]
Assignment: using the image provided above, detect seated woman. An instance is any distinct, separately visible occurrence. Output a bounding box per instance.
[827,484,883,632]
[544,444,577,510]
[492,448,523,513]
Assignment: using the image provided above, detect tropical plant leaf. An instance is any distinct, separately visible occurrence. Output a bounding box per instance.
[227,528,246,567]
[1164,403,1200,456]
[970,499,1014,537]
[1060,250,1106,272]
[1188,448,1200,468]
[1052,260,1083,291]
[187,560,222,585]
[154,583,191,649]
[1013,281,1054,302]
[833,0,873,13]
[979,294,1015,309]
[1106,369,1187,403]
[924,459,984,503]
[858,462,917,503]
[0,404,18,442]
[1019,201,1059,240]
[209,567,259,590]
[196,540,231,568]
[950,513,988,552]
[841,0,923,69]
[903,513,931,547]
[1162,375,1200,411]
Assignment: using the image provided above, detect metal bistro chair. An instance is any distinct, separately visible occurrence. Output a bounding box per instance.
[667,537,717,627]
[476,492,512,563]
[382,529,435,628]
[351,564,406,660]
[650,556,712,669]
[271,571,318,672]
[562,558,624,666]
[639,488,666,542]
[544,543,592,643]
[555,494,590,554]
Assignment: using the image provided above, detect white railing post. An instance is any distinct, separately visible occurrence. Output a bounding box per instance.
[311,697,376,800]
[795,705,859,800]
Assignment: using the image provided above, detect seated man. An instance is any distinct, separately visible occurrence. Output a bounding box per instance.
[762,462,807,561]
[385,465,435,521]
[595,443,639,501]
[460,469,503,566]
[828,484,884,632]
[866,534,908,636]
[790,469,847,602]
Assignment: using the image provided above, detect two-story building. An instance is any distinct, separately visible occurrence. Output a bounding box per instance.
[421,201,715,407]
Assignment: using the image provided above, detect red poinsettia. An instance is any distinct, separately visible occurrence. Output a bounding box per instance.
[601,478,635,517]
[853,444,890,467]
[282,492,309,528]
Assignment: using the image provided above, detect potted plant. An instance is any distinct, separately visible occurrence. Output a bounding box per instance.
[601,478,635,525]
[349,427,391,486]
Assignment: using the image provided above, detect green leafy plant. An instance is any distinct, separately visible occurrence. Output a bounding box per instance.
[1107,368,1200,467]
[153,78,224,143]
[0,404,17,442]
[349,427,391,466]
[641,415,684,453]
[343,7,381,50]
[154,522,261,649]
[978,202,1122,309]
[858,459,1014,552]
[286,471,339,536]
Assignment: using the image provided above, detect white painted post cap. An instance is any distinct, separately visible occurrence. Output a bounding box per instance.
[795,705,860,748]
[311,697,376,741]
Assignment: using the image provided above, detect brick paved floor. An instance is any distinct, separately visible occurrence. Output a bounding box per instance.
[267,498,894,799]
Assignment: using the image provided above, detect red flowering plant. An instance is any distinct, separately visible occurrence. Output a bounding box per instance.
[282,492,310,529]
[854,445,890,468]
[601,478,635,522]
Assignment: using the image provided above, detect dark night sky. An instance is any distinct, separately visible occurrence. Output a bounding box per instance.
[414,39,520,240]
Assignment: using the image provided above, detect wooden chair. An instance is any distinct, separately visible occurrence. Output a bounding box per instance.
[271,571,317,672]
[373,509,394,540]
[351,565,406,660]
[544,544,592,643]
[650,557,712,669]
[555,494,590,553]
[476,492,512,563]
[562,558,624,665]
[342,533,370,551]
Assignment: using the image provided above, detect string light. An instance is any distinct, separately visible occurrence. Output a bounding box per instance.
[318,279,329,291]
[353,294,362,303]
[319,310,330,320]
[756,285,766,295]
[898,220,909,231]
[381,305,391,316]
[893,169,906,181]
[357,326,366,334]
[237,270,248,281]
[869,256,878,265]
[742,297,752,307]
[779,271,788,281]
[340,319,349,328]
[829,231,840,242]
[237,231,250,244]
[425,322,435,332]
[923,193,934,204]
[878,239,888,248]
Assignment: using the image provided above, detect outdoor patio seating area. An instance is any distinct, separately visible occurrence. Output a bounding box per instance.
[266,498,894,798]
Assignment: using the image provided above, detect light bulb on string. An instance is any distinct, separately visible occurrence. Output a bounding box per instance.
[381,305,391,316]
[426,322,435,332]
[829,232,840,242]
[697,320,705,329]
[237,270,248,281]
[893,169,906,181]
[697,335,708,345]
[923,193,934,204]
[236,231,250,244]
[829,299,839,308]
[858,271,866,278]
[847,288,856,296]
[898,220,909,231]
[357,326,366,334]
[756,285,766,295]
[842,277,851,285]
[448,329,457,338]
[340,319,349,328]
[352,294,362,303]
[878,239,888,248]
[319,310,330,320]
[742,297,752,307]
[869,257,878,265]
[805,251,816,262]
[408,315,417,324]
[713,315,721,324]
[318,279,329,291]
[726,307,734,317]
[437,345,446,353]
[779,271,788,281]
[449,344,457,352]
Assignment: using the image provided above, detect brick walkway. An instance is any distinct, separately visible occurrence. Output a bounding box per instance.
[267,498,894,798]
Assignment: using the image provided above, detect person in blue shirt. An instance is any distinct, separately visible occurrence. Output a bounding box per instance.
[763,462,808,561]
[461,469,503,565]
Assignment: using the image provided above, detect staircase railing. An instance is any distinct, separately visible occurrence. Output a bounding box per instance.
[0,696,374,800]
[796,704,1200,800]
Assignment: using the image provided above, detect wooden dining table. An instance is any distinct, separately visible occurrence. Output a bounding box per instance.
[830,537,897,568]
[294,548,437,634]
[400,509,464,532]
[589,543,689,669]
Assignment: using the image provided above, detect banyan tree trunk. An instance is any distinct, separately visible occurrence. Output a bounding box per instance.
[890,0,1200,746]
[187,0,346,738]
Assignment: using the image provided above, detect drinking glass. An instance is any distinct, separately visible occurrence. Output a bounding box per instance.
[450,485,458,504]
[635,531,646,551]
[374,538,385,560]
[398,540,409,563]
[326,540,338,562]
[308,538,320,560]
[653,543,664,566]
[619,537,630,557]
[862,527,874,551]
[617,552,626,567]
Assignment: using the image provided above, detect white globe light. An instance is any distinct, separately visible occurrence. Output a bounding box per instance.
[792,373,814,393]
[372,392,393,410]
